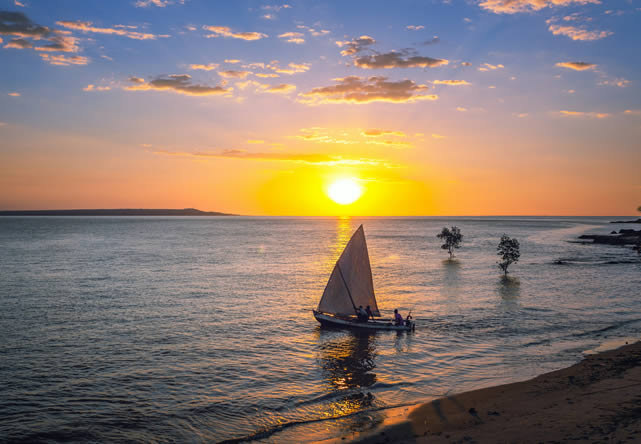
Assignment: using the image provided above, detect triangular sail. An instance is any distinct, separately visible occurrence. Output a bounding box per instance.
[317,225,380,317]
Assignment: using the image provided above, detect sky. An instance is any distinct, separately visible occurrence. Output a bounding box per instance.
[0,0,639,216]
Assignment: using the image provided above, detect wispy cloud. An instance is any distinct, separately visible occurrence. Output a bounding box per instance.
[83,84,111,91]
[3,37,32,48]
[362,129,406,137]
[353,51,448,69]
[547,23,612,41]
[151,148,392,167]
[297,127,411,148]
[203,25,267,41]
[134,0,176,7]
[299,76,437,105]
[57,20,158,40]
[263,83,296,94]
[335,36,375,56]
[189,63,218,71]
[39,53,88,65]
[598,77,630,88]
[478,63,504,71]
[406,25,424,31]
[125,74,232,96]
[431,79,471,86]
[278,31,304,44]
[218,70,252,79]
[479,0,600,14]
[555,61,596,71]
[558,110,610,118]
[8,92,20,96]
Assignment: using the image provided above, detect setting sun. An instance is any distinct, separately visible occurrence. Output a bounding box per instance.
[327,178,364,205]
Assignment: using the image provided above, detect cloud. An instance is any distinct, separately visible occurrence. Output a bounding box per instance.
[135,0,170,7]
[278,31,304,44]
[353,51,448,69]
[432,79,471,86]
[203,25,267,41]
[432,133,446,138]
[547,23,612,41]
[152,148,389,166]
[297,25,330,37]
[598,77,630,88]
[335,35,375,56]
[125,74,232,96]
[515,112,529,118]
[0,10,50,39]
[456,107,467,112]
[263,83,296,94]
[8,92,20,96]
[407,25,424,31]
[256,73,279,78]
[273,62,310,74]
[261,4,291,11]
[15,1,26,7]
[39,53,88,65]
[478,63,504,71]
[83,84,111,91]
[422,36,440,45]
[623,109,641,116]
[218,70,252,79]
[558,110,610,118]
[362,129,406,137]
[299,76,437,105]
[189,63,218,71]
[461,62,472,67]
[555,61,596,71]
[34,34,79,52]
[3,37,32,48]
[479,0,600,14]
[297,127,412,148]
[56,20,158,40]
[225,59,240,64]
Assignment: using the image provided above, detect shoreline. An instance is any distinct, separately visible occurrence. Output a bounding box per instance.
[350,339,641,443]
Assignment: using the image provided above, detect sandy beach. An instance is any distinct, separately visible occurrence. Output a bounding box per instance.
[353,340,641,443]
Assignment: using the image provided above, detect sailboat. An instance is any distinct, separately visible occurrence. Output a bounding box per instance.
[313,225,415,331]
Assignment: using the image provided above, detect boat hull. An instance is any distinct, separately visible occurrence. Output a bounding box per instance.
[313,310,414,331]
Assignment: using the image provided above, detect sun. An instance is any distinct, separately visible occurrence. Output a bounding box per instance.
[327,178,363,205]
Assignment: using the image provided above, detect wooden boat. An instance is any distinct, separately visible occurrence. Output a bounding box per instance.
[313,225,415,331]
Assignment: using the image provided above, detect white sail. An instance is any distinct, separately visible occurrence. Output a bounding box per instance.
[317,225,381,317]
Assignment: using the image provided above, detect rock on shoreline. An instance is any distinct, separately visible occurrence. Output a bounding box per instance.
[578,228,641,246]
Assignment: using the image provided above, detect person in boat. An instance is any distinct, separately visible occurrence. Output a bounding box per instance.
[357,305,368,322]
[405,313,413,327]
[365,305,374,320]
[394,309,404,326]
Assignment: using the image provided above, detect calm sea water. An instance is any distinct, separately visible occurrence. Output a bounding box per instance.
[1,216,640,442]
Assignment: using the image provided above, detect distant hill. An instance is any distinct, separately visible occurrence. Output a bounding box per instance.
[0,208,235,216]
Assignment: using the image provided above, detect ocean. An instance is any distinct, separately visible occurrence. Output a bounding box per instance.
[1,216,640,442]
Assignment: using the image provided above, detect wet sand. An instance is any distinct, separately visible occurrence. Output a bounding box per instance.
[353,340,641,443]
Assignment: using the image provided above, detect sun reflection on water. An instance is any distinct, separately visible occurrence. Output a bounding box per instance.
[315,329,380,420]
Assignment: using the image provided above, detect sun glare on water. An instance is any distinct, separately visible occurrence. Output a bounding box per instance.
[327,178,363,205]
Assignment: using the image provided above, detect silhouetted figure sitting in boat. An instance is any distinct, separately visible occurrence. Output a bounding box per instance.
[357,306,368,322]
[366,305,374,320]
[394,309,404,326]
[405,313,413,327]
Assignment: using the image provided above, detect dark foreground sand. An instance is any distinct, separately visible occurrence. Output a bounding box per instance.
[353,341,641,443]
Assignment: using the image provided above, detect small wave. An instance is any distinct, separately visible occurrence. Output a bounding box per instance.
[216,402,417,444]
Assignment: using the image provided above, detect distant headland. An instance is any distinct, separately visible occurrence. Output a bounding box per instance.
[0,208,235,216]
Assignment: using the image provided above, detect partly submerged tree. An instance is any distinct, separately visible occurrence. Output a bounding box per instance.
[497,234,520,275]
[437,226,463,259]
